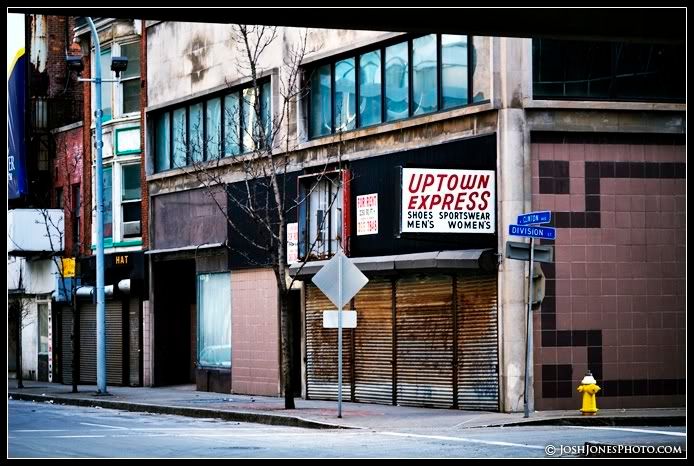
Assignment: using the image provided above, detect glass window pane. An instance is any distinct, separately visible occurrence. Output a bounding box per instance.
[122,202,141,222]
[441,35,468,109]
[197,273,231,368]
[472,36,490,103]
[310,64,332,138]
[172,107,187,168]
[189,102,203,163]
[120,42,140,79]
[385,42,409,122]
[39,304,48,354]
[122,79,140,114]
[224,93,241,156]
[103,166,112,238]
[359,50,382,127]
[100,48,112,121]
[206,97,222,159]
[412,34,438,115]
[155,112,170,172]
[242,87,257,152]
[260,81,272,148]
[334,58,356,132]
[122,164,141,201]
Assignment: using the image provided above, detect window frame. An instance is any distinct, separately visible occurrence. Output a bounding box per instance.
[120,162,142,240]
[307,33,477,140]
[152,78,272,174]
[297,169,345,261]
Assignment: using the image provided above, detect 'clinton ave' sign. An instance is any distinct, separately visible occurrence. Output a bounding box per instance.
[401,168,496,234]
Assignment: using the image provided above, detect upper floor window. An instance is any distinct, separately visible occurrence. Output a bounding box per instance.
[532,39,685,102]
[92,40,141,123]
[308,34,475,139]
[298,171,344,261]
[153,80,271,173]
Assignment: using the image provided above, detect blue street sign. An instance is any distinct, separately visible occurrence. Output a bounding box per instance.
[509,224,556,240]
[517,211,551,226]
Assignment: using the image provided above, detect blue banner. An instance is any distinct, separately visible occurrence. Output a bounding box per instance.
[8,49,27,199]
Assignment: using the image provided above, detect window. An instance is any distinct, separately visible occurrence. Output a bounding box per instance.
[153,80,272,173]
[120,42,140,114]
[532,39,685,102]
[334,58,356,132]
[441,35,468,109]
[38,303,49,355]
[359,50,381,127]
[308,34,474,138]
[103,166,113,239]
[412,34,437,115]
[100,48,113,121]
[299,173,343,260]
[197,272,231,368]
[121,164,141,238]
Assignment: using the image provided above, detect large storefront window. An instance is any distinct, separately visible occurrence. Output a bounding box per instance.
[197,272,231,368]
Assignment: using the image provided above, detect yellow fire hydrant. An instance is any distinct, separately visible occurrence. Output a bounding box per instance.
[577,371,600,415]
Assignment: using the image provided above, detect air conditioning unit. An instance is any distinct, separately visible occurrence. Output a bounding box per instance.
[122,221,141,238]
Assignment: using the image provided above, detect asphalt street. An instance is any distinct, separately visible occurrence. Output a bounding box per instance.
[8,400,686,458]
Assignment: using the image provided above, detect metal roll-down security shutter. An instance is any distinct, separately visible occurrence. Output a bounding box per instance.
[353,278,393,405]
[79,303,97,383]
[61,306,73,385]
[79,301,124,385]
[396,275,454,408]
[305,284,352,401]
[457,273,499,411]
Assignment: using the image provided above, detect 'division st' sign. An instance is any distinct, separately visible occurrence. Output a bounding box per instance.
[401,168,496,234]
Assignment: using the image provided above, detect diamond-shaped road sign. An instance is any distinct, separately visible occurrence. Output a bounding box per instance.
[312,251,368,309]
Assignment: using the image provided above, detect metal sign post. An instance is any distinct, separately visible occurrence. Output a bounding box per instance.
[509,211,556,418]
[523,237,534,418]
[312,252,369,418]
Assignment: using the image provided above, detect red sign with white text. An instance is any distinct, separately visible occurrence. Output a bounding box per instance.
[401,168,495,233]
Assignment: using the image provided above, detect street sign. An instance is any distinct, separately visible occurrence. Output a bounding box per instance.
[505,241,554,263]
[323,310,357,329]
[517,211,551,226]
[312,252,368,309]
[509,224,556,240]
[311,251,369,418]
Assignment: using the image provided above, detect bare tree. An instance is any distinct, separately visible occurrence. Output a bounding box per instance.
[173,25,348,409]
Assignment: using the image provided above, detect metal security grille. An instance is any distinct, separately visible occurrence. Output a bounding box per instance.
[353,278,393,405]
[129,298,140,386]
[456,273,499,411]
[305,284,352,401]
[395,275,454,408]
[61,306,73,385]
[79,301,124,385]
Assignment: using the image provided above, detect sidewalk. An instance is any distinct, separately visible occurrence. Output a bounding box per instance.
[8,379,685,431]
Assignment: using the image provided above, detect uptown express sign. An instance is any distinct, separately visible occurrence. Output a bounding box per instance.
[401,168,496,234]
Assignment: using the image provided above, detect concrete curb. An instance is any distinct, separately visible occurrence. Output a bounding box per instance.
[8,392,354,430]
[469,416,686,428]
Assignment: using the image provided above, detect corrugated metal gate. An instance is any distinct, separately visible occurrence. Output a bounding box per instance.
[61,306,73,385]
[353,278,393,405]
[396,275,455,408]
[305,285,352,400]
[457,273,499,411]
[129,298,140,386]
[79,301,124,385]
[305,272,499,411]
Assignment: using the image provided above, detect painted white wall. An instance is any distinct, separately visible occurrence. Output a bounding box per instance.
[20,301,39,380]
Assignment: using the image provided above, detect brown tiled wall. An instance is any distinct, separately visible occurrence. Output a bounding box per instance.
[231,269,280,396]
[531,133,685,410]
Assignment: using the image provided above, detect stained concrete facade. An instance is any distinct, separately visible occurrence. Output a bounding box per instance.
[143,22,685,410]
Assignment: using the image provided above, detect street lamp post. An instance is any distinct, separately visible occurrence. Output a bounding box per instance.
[71,17,127,395]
